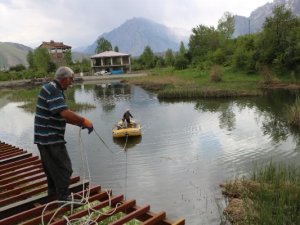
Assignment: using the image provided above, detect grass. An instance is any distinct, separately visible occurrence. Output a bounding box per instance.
[287,96,300,128]
[221,162,300,224]
[0,86,95,113]
[125,67,262,99]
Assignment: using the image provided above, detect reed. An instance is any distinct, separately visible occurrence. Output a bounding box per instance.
[158,88,259,99]
[287,96,300,127]
[221,163,300,224]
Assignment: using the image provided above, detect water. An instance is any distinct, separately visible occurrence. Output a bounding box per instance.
[1,82,300,225]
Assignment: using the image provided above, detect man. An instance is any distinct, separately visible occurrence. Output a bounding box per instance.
[122,108,133,127]
[34,66,93,201]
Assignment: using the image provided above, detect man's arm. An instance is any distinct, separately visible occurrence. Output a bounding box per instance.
[60,109,93,133]
[60,109,84,126]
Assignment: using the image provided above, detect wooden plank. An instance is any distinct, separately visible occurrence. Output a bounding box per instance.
[0,168,44,185]
[141,211,166,225]
[110,205,150,225]
[0,177,86,219]
[0,152,32,165]
[86,199,137,225]
[0,185,101,225]
[0,179,46,199]
[0,173,45,192]
[0,157,40,174]
[0,163,42,180]
[47,194,124,225]
[0,149,23,158]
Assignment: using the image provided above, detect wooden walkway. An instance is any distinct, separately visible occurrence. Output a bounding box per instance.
[0,141,184,225]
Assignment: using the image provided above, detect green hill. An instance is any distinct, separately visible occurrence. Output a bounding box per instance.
[0,42,32,70]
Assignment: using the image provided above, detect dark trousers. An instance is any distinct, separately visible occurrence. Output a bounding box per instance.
[37,143,73,200]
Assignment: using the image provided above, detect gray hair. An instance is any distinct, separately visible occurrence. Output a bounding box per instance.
[55,66,74,80]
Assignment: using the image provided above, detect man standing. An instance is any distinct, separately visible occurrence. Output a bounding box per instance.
[34,66,93,201]
[122,108,133,127]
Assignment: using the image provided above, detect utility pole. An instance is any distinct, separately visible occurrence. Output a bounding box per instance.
[248,18,251,34]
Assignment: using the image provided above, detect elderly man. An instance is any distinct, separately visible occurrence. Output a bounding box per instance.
[34,66,93,201]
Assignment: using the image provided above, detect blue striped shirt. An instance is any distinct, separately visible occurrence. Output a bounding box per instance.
[34,81,68,145]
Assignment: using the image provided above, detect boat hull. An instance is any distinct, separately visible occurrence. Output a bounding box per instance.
[112,120,142,138]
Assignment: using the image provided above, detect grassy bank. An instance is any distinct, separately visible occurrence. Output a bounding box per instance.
[125,67,263,99]
[220,163,300,224]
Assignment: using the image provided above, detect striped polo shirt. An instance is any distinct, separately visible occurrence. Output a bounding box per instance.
[34,80,68,145]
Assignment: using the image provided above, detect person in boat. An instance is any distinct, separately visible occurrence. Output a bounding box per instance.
[34,66,94,202]
[122,108,133,127]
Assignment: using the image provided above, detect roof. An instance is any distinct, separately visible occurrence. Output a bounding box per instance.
[91,51,130,58]
[39,40,71,49]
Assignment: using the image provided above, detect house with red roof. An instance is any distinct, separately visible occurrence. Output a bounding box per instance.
[39,40,71,66]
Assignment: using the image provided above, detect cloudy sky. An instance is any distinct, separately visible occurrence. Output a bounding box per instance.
[0,0,271,49]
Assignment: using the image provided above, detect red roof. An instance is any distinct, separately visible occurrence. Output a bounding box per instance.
[39,40,71,49]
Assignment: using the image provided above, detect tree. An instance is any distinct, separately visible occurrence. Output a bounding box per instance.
[26,50,34,69]
[257,5,300,71]
[164,49,174,66]
[33,48,51,73]
[140,46,155,69]
[64,50,73,65]
[95,37,112,53]
[217,12,235,39]
[178,41,186,57]
[114,46,119,52]
[188,25,220,63]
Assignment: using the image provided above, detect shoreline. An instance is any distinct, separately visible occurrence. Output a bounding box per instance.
[0,72,148,88]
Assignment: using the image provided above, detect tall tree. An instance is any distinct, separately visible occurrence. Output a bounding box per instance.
[140,46,155,69]
[26,50,34,69]
[217,12,235,39]
[114,46,119,52]
[64,50,73,65]
[188,25,220,62]
[33,48,51,73]
[164,49,174,66]
[258,5,300,70]
[178,41,186,57]
[95,37,112,53]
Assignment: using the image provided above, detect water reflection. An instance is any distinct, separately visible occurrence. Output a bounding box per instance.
[1,83,300,225]
[112,136,142,150]
[93,83,132,112]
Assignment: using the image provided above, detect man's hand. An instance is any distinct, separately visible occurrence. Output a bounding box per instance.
[82,118,94,134]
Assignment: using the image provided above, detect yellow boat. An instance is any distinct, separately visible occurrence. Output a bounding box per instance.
[112,120,142,138]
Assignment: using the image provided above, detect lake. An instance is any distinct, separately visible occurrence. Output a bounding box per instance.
[0,82,300,225]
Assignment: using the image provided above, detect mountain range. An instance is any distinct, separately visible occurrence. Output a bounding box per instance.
[234,0,300,36]
[0,42,32,70]
[2,0,300,69]
[82,17,190,56]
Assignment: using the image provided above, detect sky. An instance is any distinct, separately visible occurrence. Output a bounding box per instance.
[0,0,272,49]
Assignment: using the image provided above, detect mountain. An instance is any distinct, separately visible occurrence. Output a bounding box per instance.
[234,0,300,36]
[83,17,190,56]
[0,42,32,70]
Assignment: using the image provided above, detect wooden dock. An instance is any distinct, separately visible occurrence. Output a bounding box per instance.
[0,141,185,225]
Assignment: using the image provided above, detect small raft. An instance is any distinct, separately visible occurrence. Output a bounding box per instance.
[112,120,142,138]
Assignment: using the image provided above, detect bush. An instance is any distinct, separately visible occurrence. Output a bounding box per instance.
[174,56,189,70]
[9,64,26,72]
[210,65,223,82]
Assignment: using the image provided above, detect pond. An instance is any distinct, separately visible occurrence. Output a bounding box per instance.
[0,82,300,225]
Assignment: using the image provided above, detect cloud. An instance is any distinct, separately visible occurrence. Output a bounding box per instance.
[0,0,271,48]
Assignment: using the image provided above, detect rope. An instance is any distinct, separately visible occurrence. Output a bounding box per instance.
[124,134,129,200]
[93,128,115,154]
